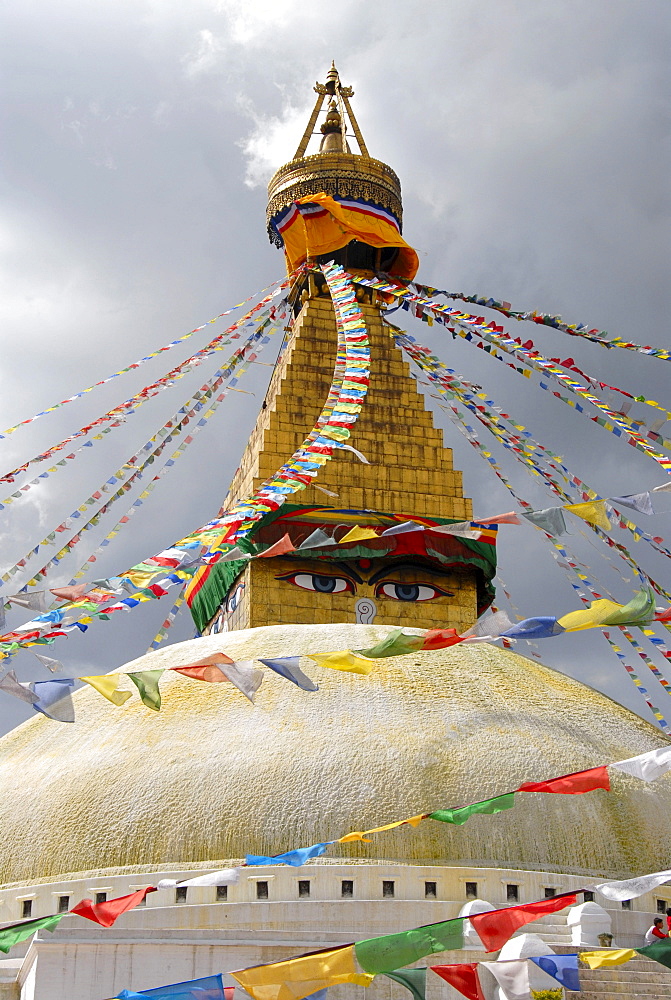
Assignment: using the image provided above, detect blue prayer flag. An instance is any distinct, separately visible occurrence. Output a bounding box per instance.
[502,617,565,639]
[259,657,318,692]
[246,842,332,867]
[116,973,226,999]
[530,954,580,992]
[31,679,75,723]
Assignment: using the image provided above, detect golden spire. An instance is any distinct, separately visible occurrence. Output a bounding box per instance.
[267,63,401,247]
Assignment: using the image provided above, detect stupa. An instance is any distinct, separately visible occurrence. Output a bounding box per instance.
[0,65,669,1000]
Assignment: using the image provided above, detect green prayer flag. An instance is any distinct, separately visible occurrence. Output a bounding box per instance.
[383,967,426,1000]
[429,792,515,826]
[355,918,464,973]
[601,587,655,628]
[127,669,164,711]
[0,913,63,953]
[637,938,671,970]
[355,628,425,659]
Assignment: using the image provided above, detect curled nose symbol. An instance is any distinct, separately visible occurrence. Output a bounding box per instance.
[355,598,377,624]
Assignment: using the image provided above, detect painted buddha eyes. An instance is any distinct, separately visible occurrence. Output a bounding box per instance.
[377,582,449,602]
[280,573,354,594]
[277,572,452,602]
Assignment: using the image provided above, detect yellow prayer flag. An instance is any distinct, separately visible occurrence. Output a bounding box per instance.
[579,949,637,969]
[558,598,624,632]
[564,500,612,531]
[307,651,375,675]
[339,814,426,843]
[82,674,133,706]
[339,526,379,545]
[230,944,374,1000]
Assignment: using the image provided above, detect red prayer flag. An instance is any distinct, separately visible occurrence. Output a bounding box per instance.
[71,887,157,927]
[173,664,230,683]
[224,990,235,1000]
[421,628,464,651]
[470,892,578,951]
[431,964,484,1000]
[518,765,610,795]
[256,533,295,558]
[172,652,234,683]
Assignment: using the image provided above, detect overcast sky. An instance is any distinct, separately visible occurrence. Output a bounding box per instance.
[0,0,670,736]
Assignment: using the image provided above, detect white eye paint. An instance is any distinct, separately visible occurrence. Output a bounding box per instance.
[291,574,350,594]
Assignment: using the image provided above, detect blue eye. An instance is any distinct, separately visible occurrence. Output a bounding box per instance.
[376,583,452,602]
[278,573,354,594]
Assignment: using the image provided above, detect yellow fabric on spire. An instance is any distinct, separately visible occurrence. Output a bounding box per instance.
[230,944,374,1000]
[579,949,637,969]
[307,651,375,675]
[339,814,426,843]
[564,500,612,531]
[82,674,133,706]
[280,193,419,280]
[339,525,379,544]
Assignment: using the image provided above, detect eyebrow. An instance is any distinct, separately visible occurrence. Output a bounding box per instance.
[366,562,457,586]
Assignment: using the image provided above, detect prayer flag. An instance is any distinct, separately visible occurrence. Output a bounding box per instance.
[610,747,671,783]
[470,893,578,951]
[636,938,671,969]
[0,670,38,704]
[593,869,671,901]
[259,658,318,692]
[82,674,133,706]
[501,617,564,639]
[218,660,263,702]
[354,918,464,973]
[32,652,63,672]
[530,954,580,991]
[420,629,463,651]
[430,964,484,1000]
[157,868,239,889]
[383,967,426,1000]
[246,842,332,867]
[116,974,228,999]
[257,534,295,558]
[565,500,612,531]
[339,815,425,843]
[127,670,164,711]
[8,592,47,612]
[230,943,373,1000]
[338,526,379,544]
[462,610,514,639]
[355,629,424,658]
[307,651,375,675]
[31,678,75,722]
[172,665,230,683]
[381,521,424,536]
[518,765,610,794]
[480,960,530,1000]
[429,793,515,826]
[610,492,654,515]
[298,529,334,550]
[523,507,567,536]
[477,512,521,525]
[50,584,89,601]
[71,887,157,927]
[581,948,637,969]
[0,913,63,953]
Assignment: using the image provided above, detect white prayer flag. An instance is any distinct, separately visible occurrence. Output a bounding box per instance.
[481,960,531,1000]
[220,660,263,702]
[593,869,671,901]
[611,747,671,782]
[158,867,240,890]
